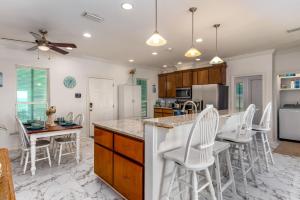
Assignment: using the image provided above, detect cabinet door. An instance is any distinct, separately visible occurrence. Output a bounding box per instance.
[197,69,209,85]
[154,112,163,118]
[208,67,222,84]
[192,71,198,85]
[114,154,143,200]
[175,72,183,88]
[166,73,176,97]
[182,71,192,87]
[94,144,113,185]
[158,75,167,98]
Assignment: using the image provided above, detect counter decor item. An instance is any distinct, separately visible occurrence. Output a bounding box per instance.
[63,76,76,88]
[46,106,56,127]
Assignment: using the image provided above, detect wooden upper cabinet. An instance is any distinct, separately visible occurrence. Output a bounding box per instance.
[182,71,192,87]
[197,69,209,85]
[158,75,167,98]
[166,73,176,98]
[175,72,183,88]
[208,63,226,84]
[192,71,198,85]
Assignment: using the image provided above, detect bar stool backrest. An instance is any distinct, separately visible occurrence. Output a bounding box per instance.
[74,114,84,126]
[259,102,272,130]
[239,104,256,135]
[184,107,219,167]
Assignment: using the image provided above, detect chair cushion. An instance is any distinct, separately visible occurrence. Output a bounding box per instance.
[163,147,214,170]
[217,130,253,143]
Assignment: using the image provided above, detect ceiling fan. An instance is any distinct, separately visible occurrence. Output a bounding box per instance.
[1,29,77,55]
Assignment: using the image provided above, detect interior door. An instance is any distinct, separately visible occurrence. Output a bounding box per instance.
[88,78,114,137]
[249,77,263,124]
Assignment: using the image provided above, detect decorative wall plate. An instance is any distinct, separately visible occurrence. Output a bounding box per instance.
[63,76,76,88]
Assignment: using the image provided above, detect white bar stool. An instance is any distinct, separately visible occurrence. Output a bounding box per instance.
[252,102,274,172]
[212,141,237,200]
[163,107,219,200]
[218,104,258,199]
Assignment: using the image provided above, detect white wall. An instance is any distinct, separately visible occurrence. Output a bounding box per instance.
[0,45,158,150]
[225,50,275,140]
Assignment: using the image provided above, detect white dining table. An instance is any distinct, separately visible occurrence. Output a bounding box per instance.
[26,124,82,176]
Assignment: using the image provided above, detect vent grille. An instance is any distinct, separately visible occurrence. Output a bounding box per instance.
[287,27,300,33]
[82,11,104,23]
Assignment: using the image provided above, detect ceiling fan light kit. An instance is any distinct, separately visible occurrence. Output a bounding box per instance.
[210,24,224,65]
[146,0,167,46]
[185,7,201,58]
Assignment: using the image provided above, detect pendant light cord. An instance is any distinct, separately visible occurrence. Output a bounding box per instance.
[155,0,158,32]
[215,26,218,56]
[192,11,194,46]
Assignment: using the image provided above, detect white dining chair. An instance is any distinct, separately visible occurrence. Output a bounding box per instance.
[252,102,274,171]
[54,114,84,165]
[16,118,51,174]
[217,104,259,199]
[163,107,219,200]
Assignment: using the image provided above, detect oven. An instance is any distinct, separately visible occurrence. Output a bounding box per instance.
[176,88,192,99]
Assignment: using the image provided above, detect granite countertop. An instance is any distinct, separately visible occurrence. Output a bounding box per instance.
[144,110,230,129]
[93,119,144,140]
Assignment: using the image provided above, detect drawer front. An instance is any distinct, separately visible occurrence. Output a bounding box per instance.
[113,154,143,200]
[163,113,173,117]
[94,127,113,149]
[162,109,173,114]
[154,112,163,118]
[94,144,113,185]
[154,108,162,113]
[114,134,144,164]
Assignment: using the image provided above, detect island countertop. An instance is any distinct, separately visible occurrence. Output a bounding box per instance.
[93,118,144,140]
[144,110,230,129]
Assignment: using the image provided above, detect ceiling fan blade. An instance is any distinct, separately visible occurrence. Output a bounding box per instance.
[49,42,77,48]
[1,37,35,43]
[30,32,42,41]
[27,46,38,51]
[50,46,69,55]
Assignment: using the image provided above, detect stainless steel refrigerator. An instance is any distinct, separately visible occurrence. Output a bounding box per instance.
[192,84,228,110]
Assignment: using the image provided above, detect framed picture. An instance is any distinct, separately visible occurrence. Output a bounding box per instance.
[0,72,3,87]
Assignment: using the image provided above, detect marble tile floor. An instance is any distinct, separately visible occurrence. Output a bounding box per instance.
[10,138,300,200]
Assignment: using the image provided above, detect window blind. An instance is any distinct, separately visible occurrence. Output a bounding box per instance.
[16,67,48,122]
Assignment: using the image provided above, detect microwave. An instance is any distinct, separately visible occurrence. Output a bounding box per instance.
[176,88,192,99]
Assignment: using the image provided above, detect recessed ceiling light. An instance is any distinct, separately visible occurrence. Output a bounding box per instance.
[152,52,158,55]
[167,47,173,51]
[83,32,92,38]
[162,65,167,68]
[195,58,201,61]
[177,62,182,65]
[196,38,203,43]
[66,47,73,50]
[122,3,133,10]
[129,59,135,62]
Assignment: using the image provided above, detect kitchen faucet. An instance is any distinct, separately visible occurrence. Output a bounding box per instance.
[182,100,198,114]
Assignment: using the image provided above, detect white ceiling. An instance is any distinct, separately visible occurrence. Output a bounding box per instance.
[1,0,300,68]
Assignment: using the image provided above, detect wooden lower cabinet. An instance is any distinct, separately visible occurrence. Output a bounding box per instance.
[94,127,144,200]
[113,154,143,200]
[94,144,113,185]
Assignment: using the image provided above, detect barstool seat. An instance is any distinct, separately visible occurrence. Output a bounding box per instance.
[164,147,215,170]
[218,130,253,143]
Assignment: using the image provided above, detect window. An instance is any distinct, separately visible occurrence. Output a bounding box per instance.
[16,67,49,122]
[235,82,244,112]
[136,79,147,117]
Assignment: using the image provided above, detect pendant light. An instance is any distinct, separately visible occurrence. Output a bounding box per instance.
[210,24,224,65]
[146,0,167,46]
[185,7,201,58]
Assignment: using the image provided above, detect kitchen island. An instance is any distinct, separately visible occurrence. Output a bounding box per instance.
[93,112,240,200]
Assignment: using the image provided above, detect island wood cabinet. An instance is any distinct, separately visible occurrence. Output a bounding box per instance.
[154,107,174,118]
[159,63,226,98]
[94,127,144,200]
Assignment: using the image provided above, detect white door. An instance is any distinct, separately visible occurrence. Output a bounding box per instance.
[88,78,114,137]
[249,77,263,124]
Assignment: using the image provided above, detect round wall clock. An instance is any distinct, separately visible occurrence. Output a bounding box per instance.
[63,76,76,88]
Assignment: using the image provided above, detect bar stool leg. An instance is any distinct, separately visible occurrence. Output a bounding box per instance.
[264,132,275,165]
[192,171,199,200]
[247,143,257,187]
[225,149,237,197]
[166,164,177,200]
[239,145,248,198]
[214,154,222,200]
[261,132,270,171]
[253,134,262,173]
[205,168,217,200]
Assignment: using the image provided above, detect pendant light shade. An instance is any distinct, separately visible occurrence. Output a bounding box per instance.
[185,7,201,58]
[210,24,224,65]
[146,0,167,46]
